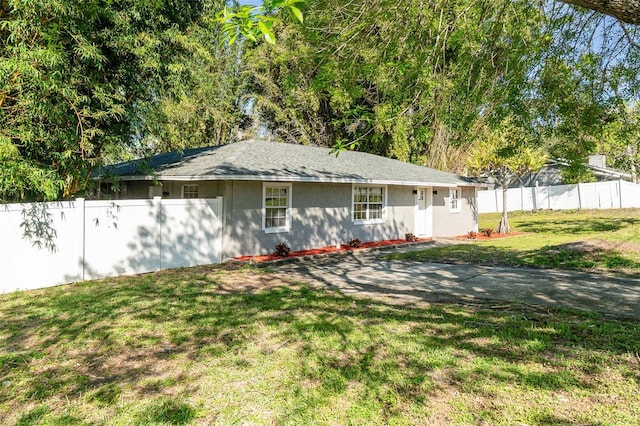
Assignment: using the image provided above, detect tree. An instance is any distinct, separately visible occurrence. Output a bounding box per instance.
[0,0,308,202]
[3,0,638,202]
[534,54,606,183]
[129,10,251,157]
[526,1,640,183]
[241,0,639,174]
[467,119,547,234]
[243,0,550,172]
[597,104,640,182]
[1,0,229,201]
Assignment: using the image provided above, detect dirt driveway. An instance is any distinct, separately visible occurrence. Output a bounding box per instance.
[271,249,640,320]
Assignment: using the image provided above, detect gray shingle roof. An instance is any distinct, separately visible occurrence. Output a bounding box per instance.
[98,139,478,187]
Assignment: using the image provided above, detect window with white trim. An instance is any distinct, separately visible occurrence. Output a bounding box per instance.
[449,188,461,212]
[352,185,386,224]
[182,184,199,199]
[263,183,291,233]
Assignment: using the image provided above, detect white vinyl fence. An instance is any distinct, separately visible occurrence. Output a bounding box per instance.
[0,197,222,293]
[478,180,640,213]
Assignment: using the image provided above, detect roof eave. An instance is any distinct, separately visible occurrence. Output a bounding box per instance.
[96,174,482,187]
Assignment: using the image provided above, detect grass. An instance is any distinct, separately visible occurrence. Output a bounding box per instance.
[393,208,640,275]
[1,263,640,425]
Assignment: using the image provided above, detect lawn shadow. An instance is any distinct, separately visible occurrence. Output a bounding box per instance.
[392,241,640,279]
[1,264,639,424]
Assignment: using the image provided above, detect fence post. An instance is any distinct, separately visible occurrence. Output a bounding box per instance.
[577,183,582,209]
[618,180,623,208]
[213,197,224,263]
[77,197,86,281]
[154,196,162,271]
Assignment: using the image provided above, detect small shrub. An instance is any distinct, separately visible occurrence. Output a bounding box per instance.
[467,231,477,239]
[349,238,362,248]
[482,228,494,237]
[274,242,290,257]
[405,233,418,242]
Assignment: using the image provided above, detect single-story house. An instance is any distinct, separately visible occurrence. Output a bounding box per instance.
[96,139,483,259]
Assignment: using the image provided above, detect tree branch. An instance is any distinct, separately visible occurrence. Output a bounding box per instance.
[560,0,640,24]
[618,19,640,48]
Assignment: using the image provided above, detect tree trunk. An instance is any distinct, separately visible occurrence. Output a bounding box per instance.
[628,144,638,183]
[497,186,511,234]
[560,0,640,25]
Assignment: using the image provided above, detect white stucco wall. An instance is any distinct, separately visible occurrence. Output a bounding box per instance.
[220,181,419,258]
[431,186,478,237]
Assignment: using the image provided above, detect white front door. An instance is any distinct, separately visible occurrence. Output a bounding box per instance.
[415,187,433,237]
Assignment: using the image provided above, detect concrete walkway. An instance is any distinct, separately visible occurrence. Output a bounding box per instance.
[271,244,640,320]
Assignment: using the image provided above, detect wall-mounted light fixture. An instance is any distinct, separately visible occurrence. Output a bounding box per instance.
[433,190,438,195]
[412,189,418,194]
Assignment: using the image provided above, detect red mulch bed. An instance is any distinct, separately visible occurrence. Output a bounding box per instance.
[236,238,431,263]
[456,231,528,241]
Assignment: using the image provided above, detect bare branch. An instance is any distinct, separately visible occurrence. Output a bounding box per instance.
[618,19,640,48]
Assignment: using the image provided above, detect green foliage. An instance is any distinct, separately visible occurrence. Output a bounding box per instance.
[597,104,640,182]
[0,138,61,201]
[560,161,596,184]
[0,0,245,202]
[3,0,638,202]
[243,0,551,171]
[533,5,640,181]
[536,53,607,183]
[217,0,305,45]
[466,118,548,188]
[138,11,251,155]
[237,1,639,177]
[467,118,547,232]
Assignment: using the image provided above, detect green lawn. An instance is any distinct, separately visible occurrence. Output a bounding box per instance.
[394,209,640,275]
[1,263,639,425]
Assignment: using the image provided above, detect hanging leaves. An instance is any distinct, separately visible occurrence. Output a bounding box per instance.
[243,0,550,171]
[217,0,306,45]
[0,0,231,201]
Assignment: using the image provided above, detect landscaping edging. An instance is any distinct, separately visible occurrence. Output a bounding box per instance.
[251,240,436,267]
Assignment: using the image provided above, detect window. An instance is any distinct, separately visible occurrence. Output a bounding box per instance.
[352,185,386,224]
[263,183,291,233]
[182,185,199,198]
[449,188,461,212]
